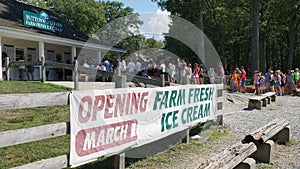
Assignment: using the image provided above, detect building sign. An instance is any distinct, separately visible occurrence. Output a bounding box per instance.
[70,84,217,167]
[23,10,64,32]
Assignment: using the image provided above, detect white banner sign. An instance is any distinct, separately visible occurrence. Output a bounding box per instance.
[70,84,217,167]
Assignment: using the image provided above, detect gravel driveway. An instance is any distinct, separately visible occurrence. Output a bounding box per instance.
[224,93,300,169]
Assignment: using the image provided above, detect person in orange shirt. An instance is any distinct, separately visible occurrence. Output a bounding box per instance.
[231,68,239,92]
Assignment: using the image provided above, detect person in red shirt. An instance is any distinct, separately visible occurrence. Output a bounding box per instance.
[239,66,247,93]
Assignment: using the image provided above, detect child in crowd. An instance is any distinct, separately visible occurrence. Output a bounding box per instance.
[285,70,295,95]
[259,75,266,94]
[274,70,282,96]
[254,72,261,95]
[231,68,239,92]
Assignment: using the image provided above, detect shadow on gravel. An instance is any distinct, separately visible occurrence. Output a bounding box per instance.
[243,108,254,111]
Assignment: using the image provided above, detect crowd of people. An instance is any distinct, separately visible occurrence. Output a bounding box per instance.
[229,66,300,96]
[88,57,224,84]
[2,52,226,84]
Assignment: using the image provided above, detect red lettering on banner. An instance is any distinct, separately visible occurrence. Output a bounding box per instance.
[92,95,105,121]
[78,96,93,123]
[104,94,114,119]
[77,92,149,124]
[140,92,148,112]
[75,119,138,157]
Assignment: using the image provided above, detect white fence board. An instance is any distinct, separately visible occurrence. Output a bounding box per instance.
[0,92,69,110]
[0,122,68,148]
[11,155,68,169]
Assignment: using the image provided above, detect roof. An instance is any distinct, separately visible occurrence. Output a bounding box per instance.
[0,0,126,53]
[0,0,92,42]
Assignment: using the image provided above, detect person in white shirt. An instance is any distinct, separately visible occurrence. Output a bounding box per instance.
[159,59,166,73]
[121,59,126,72]
[128,60,135,73]
[136,61,141,72]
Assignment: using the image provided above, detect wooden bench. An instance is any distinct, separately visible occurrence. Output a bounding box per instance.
[293,88,300,96]
[262,92,276,102]
[248,92,276,110]
[195,118,290,169]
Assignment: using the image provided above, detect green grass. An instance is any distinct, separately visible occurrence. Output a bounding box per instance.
[0,81,73,168]
[0,81,71,94]
[0,104,70,168]
[0,135,70,169]
[275,139,298,146]
[0,105,69,132]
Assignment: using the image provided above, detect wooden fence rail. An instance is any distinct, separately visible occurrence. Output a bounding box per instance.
[11,155,69,169]
[0,122,69,148]
[0,92,69,110]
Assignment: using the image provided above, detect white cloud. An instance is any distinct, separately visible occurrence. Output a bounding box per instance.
[139,10,171,40]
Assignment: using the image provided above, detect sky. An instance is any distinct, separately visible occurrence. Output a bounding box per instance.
[102,0,171,41]
[114,0,161,13]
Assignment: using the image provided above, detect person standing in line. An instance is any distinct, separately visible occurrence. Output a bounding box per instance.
[18,56,25,80]
[121,59,126,73]
[209,67,216,84]
[280,71,286,95]
[2,52,7,80]
[259,75,266,94]
[177,58,183,84]
[231,68,239,92]
[265,69,272,92]
[274,70,282,96]
[294,68,299,87]
[26,55,35,81]
[193,63,200,84]
[187,63,193,84]
[269,70,275,92]
[199,64,204,84]
[239,66,247,93]
[127,60,135,74]
[136,60,142,76]
[159,59,166,73]
[254,72,261,95]
[285,70,294,95]
[65,59,72,81]
[167,63,175,83]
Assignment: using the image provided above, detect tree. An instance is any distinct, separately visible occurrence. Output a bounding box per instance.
[98,0,144,55]
[17,0,49,9]
[251,0,259,74]
[47,0,106,36]
[152,0,300,72]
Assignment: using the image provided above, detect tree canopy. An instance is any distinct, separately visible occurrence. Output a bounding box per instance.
[153,0,300,73]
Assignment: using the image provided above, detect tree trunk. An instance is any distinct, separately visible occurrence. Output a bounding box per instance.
[288,26,295,70]
[262,41,267,73]
[251,0,259,74]
[288,5,300,70]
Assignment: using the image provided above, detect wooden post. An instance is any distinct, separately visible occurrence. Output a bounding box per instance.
[113,152,125,169]
[0,35,2,81]
[74,60,79,90]
[5,57,9,81]
[41,56,46,83]
[182,128,190,144]
[113,67,126,169]
[160,72,165,87]
[38,41,45,81]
